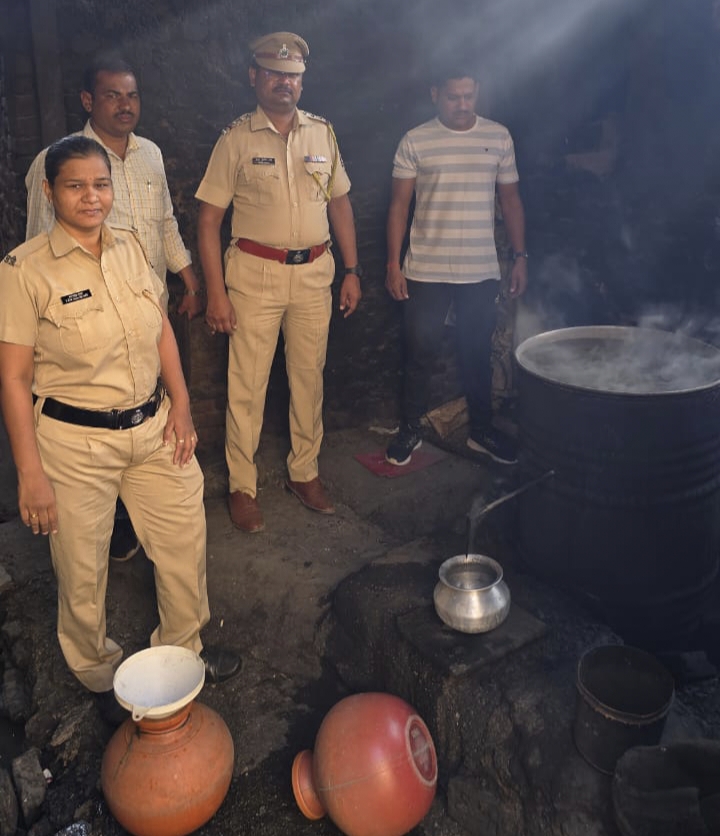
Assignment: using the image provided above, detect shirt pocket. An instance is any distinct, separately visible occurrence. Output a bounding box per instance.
[303,161,333,202]
[142,175,166,221]
[240,163,281,206]
[123,272,164,330]
[45,296,106,355]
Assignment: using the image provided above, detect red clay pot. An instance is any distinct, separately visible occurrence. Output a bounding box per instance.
[292,692,438,836]
[101,700,234,836]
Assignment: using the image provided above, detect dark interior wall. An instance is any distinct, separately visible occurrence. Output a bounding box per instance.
[2,0,720,434]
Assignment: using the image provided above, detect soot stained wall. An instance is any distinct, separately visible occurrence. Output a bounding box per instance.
[3,0,720,445]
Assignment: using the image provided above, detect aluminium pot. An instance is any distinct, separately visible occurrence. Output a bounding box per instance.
[433,554,511,633]
[514,326,720,649]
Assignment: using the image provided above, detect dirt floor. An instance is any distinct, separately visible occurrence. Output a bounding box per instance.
[0,417,502,836]
[2,416,720,836]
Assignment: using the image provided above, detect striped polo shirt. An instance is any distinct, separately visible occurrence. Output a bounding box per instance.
[393,115,519,283]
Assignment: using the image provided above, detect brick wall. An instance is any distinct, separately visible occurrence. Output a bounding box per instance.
[3,0,720,457]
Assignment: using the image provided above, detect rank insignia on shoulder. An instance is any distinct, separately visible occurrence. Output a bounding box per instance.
[302,110,328,124]
[304,155,328,163]
[221,113,252,134]
[252,157,276,165]
[2,254,16,266]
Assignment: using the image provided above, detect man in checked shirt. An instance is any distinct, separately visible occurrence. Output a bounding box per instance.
[24,52,202,561]
[25,52,201,313]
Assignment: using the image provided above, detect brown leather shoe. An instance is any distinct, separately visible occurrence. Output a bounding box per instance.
[285,477,335,514]
[228,491,265,533]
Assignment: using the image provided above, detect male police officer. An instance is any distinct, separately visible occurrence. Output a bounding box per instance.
[196,32,361,533]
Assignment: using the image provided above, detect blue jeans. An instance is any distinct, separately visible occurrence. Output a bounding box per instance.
[401,279,500,430]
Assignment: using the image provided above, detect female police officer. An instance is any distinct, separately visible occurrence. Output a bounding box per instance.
[0,136,237,724]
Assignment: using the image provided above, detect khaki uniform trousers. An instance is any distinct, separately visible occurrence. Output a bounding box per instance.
[34,396,209,693]
[224,246,334,496]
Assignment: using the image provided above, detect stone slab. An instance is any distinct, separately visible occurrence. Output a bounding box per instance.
[396,602,547,677]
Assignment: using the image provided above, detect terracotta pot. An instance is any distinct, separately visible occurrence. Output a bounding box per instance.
[101,700,234,836]
[292,692,437,836]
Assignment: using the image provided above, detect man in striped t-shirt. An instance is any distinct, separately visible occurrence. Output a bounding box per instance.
[385,67,528,467]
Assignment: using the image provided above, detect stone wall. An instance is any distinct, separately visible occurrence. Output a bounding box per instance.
[2,0,720,455]
[0,1,33,254]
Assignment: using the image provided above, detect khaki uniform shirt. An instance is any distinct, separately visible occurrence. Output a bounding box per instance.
[0,224,164,409]
[195,106,351,249]
[25,122,191,294]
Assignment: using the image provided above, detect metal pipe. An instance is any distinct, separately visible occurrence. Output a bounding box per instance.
[466,470,555,556]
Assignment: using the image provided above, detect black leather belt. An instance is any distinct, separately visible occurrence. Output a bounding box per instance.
[37,382,165,430]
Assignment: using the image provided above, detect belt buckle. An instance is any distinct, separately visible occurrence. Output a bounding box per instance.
[129,408,144,427]
[285,248,310,265]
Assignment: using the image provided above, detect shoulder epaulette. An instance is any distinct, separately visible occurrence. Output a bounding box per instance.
[3,235,48,265]
[301,110,330,126]
[108,226,153,266]
[108,224,146,252]
[221,113,253,135]
[107,222,135,233]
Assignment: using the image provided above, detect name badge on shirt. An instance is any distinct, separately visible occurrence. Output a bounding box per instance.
[61,290,92,304]
[304,155,328,163]
[252,157,276,165]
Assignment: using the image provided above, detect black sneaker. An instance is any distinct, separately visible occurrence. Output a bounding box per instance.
[385,425,422,466]
[109,517,141,563]
[467,427,518,465]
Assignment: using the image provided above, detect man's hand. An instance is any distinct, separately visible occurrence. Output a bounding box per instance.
[177,292,204,320]
[177,266,204,319]
[385,264,409,301]
[339,274,362,318]
[509,258,528,299]
[205,292,237,334]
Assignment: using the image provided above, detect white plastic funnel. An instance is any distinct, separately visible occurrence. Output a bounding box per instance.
[113,646,205,722]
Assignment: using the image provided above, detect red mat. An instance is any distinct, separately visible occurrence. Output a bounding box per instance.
[354,448,446,478]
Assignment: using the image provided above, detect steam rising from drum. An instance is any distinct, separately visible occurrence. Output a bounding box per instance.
[515,327,720,394]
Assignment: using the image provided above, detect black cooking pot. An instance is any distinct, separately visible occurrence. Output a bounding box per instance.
[515,326,720,649]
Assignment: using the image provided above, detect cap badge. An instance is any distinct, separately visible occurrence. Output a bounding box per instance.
[278,43,289,59]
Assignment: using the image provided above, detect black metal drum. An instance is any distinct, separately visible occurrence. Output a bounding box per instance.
[515,326,720,648]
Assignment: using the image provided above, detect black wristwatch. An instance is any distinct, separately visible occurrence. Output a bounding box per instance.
[344,265,364,279]
[512,251,529,261]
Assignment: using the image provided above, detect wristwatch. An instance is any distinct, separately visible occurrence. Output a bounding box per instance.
[512,251,529,261]
[344,265,364,279]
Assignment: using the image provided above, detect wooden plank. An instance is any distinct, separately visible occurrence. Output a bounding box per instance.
[28,0,66,145]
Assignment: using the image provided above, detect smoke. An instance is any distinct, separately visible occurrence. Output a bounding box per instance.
[401,0,655,127]
[513,252,591,346]
[516,326,720,394]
